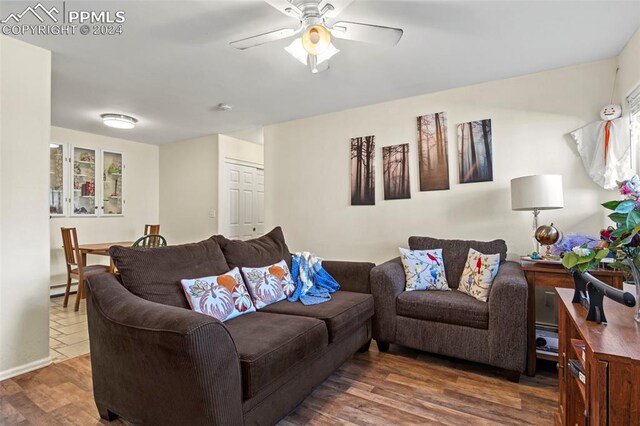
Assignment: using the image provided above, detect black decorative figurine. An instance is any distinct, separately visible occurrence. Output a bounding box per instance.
[571,270,636,324]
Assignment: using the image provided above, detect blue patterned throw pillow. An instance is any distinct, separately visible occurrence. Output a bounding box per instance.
[399,248,450,291]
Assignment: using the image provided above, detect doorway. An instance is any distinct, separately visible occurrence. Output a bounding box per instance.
[221,161,265,240]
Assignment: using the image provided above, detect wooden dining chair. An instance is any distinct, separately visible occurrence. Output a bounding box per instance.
[133,234,167,248]
[61,227,109,311]
[144,224,160,236]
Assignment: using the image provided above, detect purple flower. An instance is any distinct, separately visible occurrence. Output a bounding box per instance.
[551,234,599,256]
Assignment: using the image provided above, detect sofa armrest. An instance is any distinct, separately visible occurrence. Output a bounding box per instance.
[370,257,405,343]
[488,261,528,372]
[86,273,243,426]
[323,260,375,294]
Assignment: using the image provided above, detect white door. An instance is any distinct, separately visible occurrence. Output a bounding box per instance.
[223,162,264,240]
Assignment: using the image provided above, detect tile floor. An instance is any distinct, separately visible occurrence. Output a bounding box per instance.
[49,296,90,363]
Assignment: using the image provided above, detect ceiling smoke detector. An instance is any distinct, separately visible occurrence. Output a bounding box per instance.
[216,103,233,112]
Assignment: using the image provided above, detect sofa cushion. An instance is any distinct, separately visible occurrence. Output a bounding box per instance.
[396,290,489,329]
[224,311,328,399]
[110,239,229,309]
[180,267,256,322]
[212,227,292,270]
[241,260,295,309]
[408,236,507,288]
[261,291,374,342]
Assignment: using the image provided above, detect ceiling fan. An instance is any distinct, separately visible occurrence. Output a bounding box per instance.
[229,0,403,73]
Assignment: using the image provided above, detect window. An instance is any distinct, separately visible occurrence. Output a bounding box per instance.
[628,85,640,170]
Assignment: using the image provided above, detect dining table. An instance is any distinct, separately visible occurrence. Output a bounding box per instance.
[77,241,133,273]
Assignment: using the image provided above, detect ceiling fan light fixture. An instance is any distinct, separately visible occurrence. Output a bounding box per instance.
[301,25,331,55]
[285,38,310,65]
[285,37,339,72]
[316,42,339,65]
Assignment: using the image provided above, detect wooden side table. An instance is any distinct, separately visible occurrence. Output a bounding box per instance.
[522,261,624,376]
[555,287,640,425]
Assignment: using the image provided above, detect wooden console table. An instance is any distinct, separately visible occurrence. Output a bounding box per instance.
[556,288,640,426]
[522,262,624,376]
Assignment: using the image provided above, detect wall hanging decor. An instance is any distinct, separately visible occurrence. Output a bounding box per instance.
[417,112,449,191]
[458,119,493,184]
[569,69,633,189]
[383,144,410,200]
[350,135,375,205]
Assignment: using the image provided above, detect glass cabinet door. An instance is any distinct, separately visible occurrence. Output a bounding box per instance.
[72,146,97,215]
[49,143,66,216]
[102,150,123,215]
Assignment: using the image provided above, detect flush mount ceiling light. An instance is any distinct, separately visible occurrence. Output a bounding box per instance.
[100,113,138,130]
[229,0,403,74]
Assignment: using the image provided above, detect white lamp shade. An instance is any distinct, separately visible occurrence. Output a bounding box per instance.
[511,174,564,211]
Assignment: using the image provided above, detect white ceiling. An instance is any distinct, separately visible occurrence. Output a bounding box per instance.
[3,0,640,145]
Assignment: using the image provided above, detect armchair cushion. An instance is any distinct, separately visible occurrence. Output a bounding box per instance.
[261,291,374,343]
[457,248,501,302]
[399,247,450,291]
[409,236,507,288]
[224,311,328,399]
[396,290,489,329]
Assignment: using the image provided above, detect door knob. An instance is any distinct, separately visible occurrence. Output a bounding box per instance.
[253,227,256,231]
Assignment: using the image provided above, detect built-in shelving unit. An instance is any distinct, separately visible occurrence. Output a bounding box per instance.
[49,143,125,217]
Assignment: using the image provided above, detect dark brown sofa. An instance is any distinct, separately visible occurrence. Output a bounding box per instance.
[86,228,374,425]
[371,236,528,381]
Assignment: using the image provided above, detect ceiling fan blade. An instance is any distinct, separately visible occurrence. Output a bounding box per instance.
[321,0,355,18]
[230,27,300,50]
[331,21,403,46]
[264,0,302,17]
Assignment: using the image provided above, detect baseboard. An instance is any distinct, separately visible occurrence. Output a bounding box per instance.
[50,283,78,297]
[0,356,52,381]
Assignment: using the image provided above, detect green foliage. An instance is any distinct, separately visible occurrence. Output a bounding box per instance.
[561,247,609,273]
[563,176,640,275]
[602,200,621,210]
[615,200,636,214]
[608,212,628,224]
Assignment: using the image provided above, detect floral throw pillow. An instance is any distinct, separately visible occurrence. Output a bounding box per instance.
[241,260,295,309]
[399,248,450,291]
[180,267,256,322]
[458,248,500,302]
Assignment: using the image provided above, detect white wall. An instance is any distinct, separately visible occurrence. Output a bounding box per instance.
[159,135,219,244]
[49,127,159,286]
[265,58,621,264]
[224,127,264,145]
[617,26,640,103]
[0,36,51,379]
[218,134,264,166]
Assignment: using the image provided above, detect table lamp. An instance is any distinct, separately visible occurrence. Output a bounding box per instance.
[511,174,564,254]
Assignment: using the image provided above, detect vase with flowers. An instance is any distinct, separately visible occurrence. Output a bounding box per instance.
[562,175,640,322]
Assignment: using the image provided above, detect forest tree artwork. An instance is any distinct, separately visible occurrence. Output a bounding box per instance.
[383,144,410,200]
[417,112,449,191]
[351,135,375,205]
[457,119,493,184]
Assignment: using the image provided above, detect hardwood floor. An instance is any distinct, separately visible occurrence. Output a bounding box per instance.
[0,343,557,425]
